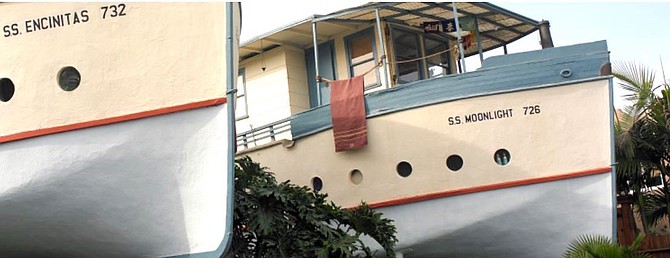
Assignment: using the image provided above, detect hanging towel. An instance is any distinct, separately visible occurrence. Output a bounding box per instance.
[330,75,367,152]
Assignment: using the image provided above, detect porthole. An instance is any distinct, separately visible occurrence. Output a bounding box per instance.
[311,177,323,191]
[396,161,412,177]
[446,155,463,171]
[0,78,15,102]
[494,149,511,166]
[58,66,81,91]
[350,169,363,185]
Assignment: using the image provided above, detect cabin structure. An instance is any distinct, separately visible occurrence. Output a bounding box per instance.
[234,2,551,148]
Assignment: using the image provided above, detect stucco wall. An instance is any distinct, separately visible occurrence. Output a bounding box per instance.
[0,3,235,138]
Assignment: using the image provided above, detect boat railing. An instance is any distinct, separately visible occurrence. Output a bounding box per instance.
[236,117,291,150]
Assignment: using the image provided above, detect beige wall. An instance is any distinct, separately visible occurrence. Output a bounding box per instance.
[0,3,237,138]
[284,46,310,114]
[237,47,289,132]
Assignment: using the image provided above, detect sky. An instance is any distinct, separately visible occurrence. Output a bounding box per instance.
[239,1,670,107]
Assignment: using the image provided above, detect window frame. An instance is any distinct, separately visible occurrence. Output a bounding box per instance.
[389,26,427,84]
[423,33,453,79]
[344,27,381,90]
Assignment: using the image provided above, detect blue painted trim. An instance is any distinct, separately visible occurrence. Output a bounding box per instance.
[306,40,337,107]
[481,40,608,69]
[344,27,381,89]
[290,40,611,140]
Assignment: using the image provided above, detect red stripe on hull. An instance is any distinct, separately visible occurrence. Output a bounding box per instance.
[0,97,227,143]
[353,167,612,209]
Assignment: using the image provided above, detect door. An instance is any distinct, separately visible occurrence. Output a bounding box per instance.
[305,40,336,108]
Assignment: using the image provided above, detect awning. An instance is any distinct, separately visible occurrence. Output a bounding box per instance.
[240,2,541,61]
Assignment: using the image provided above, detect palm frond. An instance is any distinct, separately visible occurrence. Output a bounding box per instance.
[644,189,670,227]
[613,61,656,112]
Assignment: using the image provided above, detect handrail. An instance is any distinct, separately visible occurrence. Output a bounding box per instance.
[236,117,291,149]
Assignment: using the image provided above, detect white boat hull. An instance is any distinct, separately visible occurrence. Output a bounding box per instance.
[0,105,229,257]
[370,172,613,257]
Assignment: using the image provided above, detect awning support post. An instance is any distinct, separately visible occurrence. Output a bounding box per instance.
[311,21,321,106]
[539,20,554,49]
[475,16,484,63]
[452,2,466,73]
[375,8,390,89]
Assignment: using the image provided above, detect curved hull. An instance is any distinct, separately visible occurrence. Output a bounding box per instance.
[0,105,228,257]
[240,41,615,257]
[371,173,612,257]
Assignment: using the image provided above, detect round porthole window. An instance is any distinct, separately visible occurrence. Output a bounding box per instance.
[350,169,363,185]
[494,149,511,166]
[311,177,323,191]
[58,66,81,91]
[396,161,412,177]
[0,78,15,102]
[446,155,463,172]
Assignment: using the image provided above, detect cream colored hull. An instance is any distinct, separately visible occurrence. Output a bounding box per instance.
[242,79,615,256]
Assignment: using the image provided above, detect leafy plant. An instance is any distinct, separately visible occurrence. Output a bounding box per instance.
[224,156,398,258]
[563,234,650,258]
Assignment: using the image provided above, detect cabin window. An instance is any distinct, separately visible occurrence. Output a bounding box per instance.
[390,26,453,84]
[391,28,423,84]
[235,68,248,120]
[424,36,452,78]
[57,66,81,91]
[0,78,15,102]
[446,155,463,172]
[494,149,511,166]
[396,161,413,177]
[344,28,380,89]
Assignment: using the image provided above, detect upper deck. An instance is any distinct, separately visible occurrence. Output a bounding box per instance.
[233,2,552,150]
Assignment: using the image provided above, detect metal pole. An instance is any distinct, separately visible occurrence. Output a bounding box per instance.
[503,44,508,55]
[311,21,322,106]
[452,2,466,73]
[375,8,390,89]
[538,20,554,49]
[222,2,236,255]
[608,78,617,242]
[474,16,484,63]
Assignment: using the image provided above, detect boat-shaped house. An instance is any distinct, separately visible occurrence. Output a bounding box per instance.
[235,2,615,257]
[0,3,240,257]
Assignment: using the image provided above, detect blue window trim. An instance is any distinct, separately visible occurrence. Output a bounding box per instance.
[344,27,381,90]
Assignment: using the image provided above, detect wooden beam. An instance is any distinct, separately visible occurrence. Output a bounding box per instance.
[322,21,358,31]
[241,45,262,53]
[263,37,302,48]
[286,28,328,41]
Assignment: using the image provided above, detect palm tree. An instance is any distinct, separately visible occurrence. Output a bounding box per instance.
[614,59,670,233]
[613,61,660,233]
[563,234,650,258]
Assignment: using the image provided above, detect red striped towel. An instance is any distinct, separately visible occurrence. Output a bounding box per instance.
[330,75,367,152]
